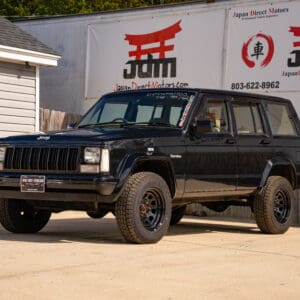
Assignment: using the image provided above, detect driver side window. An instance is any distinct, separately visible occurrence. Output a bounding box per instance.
[200,99,230,134]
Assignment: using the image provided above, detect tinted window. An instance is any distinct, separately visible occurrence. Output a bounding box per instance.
[136,105,157,123]
[265,103,297,135]
[170,106,184,126]
[201,100,230,133]
[233,102,264,134]
[100,103,128,123]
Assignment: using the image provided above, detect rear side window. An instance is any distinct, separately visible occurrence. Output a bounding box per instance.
[265,103,297,136]
[232,102,264,134]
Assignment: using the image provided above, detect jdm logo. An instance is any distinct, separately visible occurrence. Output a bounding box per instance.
[241,33,274,68]
[123,21,182,79]
[288,26,300,67]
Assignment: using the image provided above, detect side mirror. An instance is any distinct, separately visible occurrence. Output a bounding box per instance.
[67,122,77,129]
[190,119,214,135]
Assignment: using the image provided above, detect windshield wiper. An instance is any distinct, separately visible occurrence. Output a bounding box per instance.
[122,122,148,127]
[78,121,177,129]
[78,121,129,128]
[147,121,177,128]
[122,122,176,128]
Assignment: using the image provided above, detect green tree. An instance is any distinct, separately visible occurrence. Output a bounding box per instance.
[0,0,195,16]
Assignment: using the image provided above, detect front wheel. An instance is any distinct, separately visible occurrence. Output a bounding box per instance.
[253,176,294,234]
[0,199,51,233]
[115,172,171,244]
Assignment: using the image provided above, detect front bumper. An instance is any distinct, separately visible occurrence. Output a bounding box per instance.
[0,173,119,203]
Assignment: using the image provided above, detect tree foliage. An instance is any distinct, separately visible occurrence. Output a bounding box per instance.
[0,0,194,16]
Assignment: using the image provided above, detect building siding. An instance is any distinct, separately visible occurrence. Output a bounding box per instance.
[0,61,36,137]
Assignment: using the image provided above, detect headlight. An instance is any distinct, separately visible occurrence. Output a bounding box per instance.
[0,147,6,162]
[84,147,101,164]
[81,148,110,173]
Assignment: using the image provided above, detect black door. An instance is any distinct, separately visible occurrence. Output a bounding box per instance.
[230,97,273,190]
[185,94,238,194]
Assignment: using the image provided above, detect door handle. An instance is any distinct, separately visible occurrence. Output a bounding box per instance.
[226,138,236,144]
[260,138,271,145]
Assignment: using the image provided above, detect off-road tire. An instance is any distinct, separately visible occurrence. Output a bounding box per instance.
[170,205,186,225]
[87,210,108,219]
[115,172,171,244]
[0,199,51,233]
[253,176,294,234]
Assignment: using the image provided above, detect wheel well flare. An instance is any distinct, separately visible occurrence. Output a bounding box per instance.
[269,165,296,189]
[132,160,175,197]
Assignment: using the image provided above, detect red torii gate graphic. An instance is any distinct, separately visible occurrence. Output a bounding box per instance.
[289,26,300,47]
[124,20,182,60]
[288,26,300,67]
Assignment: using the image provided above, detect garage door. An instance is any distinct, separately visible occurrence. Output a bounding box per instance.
[0,61,36,137]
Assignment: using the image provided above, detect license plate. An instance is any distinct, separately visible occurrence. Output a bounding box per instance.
[20,175,46,193]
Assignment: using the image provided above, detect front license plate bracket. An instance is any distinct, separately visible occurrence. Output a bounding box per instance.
[20,175,46,193]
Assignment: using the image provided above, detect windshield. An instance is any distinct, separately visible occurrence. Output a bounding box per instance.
[78,91,196,128]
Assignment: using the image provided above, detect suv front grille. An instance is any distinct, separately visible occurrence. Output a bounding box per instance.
[4,147,79,172]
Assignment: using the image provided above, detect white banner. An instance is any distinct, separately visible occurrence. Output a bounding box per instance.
[225,2,300,92]
[85,10,225,101]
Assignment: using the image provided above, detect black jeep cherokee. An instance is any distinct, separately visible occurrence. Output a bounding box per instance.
[0,88,299,243]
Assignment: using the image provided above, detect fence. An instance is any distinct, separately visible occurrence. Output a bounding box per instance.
[40,108,82,131]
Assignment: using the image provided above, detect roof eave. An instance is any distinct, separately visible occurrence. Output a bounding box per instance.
[0,45,60,66]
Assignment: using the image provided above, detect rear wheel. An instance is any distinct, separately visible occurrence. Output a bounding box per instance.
[170,205,186,225]
[253,176,294,234]
[115,172,171,244]
[0,199,51,233]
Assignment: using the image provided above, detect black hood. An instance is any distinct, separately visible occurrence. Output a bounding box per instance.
[0,126,182,146]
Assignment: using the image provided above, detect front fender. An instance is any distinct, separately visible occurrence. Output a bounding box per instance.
[114,154,176,196]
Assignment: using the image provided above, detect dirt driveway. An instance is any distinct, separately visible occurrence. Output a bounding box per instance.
[0,212,299,300]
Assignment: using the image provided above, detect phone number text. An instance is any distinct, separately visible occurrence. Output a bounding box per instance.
[231,81,280,90]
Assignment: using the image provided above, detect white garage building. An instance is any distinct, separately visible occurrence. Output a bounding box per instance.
[0,17,60,137]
